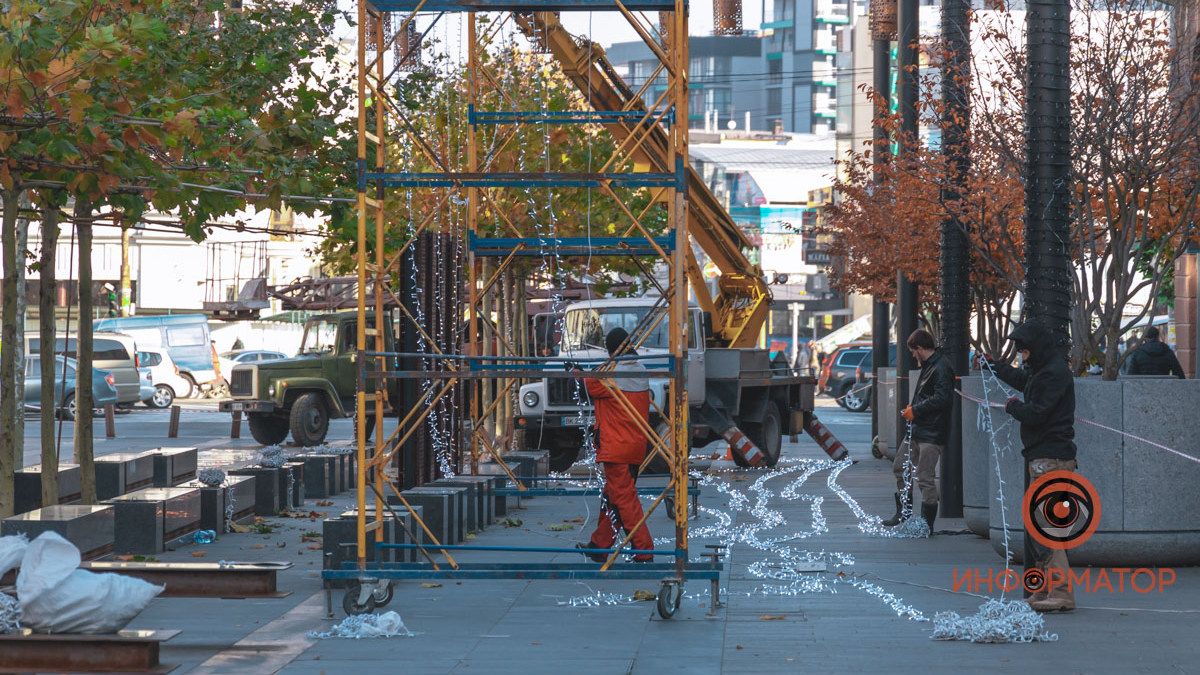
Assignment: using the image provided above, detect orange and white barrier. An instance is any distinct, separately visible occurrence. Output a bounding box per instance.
[805,415,849,461]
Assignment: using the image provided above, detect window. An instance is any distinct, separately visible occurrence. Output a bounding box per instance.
[167,325,206,347]
[836,349,869,366]
[93,339,130,362]
[769,59,783,84]
[301,321,340,355]
[767,88,783,116]
[563,306,696,352]
[26,358,40,378]
[138,352,162,367]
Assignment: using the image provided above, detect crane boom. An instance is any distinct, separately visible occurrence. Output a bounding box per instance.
[514,12,770,348]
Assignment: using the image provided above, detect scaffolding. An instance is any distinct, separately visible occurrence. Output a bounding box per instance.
[324,0,719,619]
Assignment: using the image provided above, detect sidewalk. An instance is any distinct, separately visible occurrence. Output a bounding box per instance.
[122,400,1198,674]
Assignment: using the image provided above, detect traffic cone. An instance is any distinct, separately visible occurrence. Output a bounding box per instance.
[805,415,849,461]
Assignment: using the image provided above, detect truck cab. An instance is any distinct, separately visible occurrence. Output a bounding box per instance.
[221,311,396,446]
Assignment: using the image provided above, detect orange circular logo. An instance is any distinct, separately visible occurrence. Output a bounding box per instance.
[1022,470,1101,550]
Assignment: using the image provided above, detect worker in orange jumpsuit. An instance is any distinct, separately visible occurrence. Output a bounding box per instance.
[576,327,654,563]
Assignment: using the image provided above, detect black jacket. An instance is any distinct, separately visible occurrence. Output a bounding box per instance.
[994,323,1077,461]
[1126,339,1185,379]
[911,349,954,444]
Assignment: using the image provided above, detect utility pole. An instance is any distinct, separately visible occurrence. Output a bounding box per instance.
[939,0,971,517]
[870,7,894,446]
[894,0,920,450]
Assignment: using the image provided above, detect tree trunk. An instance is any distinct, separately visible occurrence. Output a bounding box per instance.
[73,199,96,504]
[1023,0,1074,345]
[0,185,20,516]
[40,204,62,506]
[119,218,131,316]
[14,192,30,471]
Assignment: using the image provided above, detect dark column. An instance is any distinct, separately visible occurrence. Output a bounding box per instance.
[1023,0,1072,586]
[1024,0,1073,344]
[895,0,920,449]
[871,36,893,444]
[939,0,971,516]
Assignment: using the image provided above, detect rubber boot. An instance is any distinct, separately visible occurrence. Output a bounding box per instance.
[882,493,904,527]
[921,502,938,535]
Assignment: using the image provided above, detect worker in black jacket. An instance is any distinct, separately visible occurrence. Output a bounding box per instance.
[883,329,954,532]
[1126,326,1185,378]
[984,321,1077,613]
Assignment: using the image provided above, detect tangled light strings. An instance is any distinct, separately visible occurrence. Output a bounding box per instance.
[927,364,1057,644]
[0,593,20,634]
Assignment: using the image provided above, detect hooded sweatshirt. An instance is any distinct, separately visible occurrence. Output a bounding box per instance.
[1126,339,1186,379]
[994,322,1077,461]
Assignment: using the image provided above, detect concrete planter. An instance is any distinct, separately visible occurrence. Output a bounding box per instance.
[874,369,917,461]
[970,377,1200,566]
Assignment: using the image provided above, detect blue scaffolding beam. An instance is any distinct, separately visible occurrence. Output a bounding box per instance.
[467,232,675,257]
[368,0,681,11]
[362,171,680,189]
[467,105,674,126]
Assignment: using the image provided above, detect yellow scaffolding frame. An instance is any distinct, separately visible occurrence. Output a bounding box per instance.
[352,0,692,585]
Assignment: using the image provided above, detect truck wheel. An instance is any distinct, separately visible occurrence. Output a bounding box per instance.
[548,444,580,472]
[643,421,671,475]
[290,393,329,447]
[745,402,783,468]
[248,413,289,445]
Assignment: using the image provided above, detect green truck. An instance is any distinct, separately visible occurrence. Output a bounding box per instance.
[220,311,395,446]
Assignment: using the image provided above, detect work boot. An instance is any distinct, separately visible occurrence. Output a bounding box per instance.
[1029,562,1075,612]
[882,492,905,527]
[576,542,608,563]
[921,502,938,535]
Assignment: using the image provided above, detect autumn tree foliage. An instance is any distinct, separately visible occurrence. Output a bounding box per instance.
[0,0,355,513]
[825,0,1200,375]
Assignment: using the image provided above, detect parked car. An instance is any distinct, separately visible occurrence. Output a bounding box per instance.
[136,347,194,407]
[20,355,120,421]
[851,344,899,413]
[818,342,872,406]
[27,333,141,405]
[218,349,288,379]
[92,314,217,393]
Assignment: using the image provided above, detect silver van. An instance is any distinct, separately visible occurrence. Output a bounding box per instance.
[28,333,141,405]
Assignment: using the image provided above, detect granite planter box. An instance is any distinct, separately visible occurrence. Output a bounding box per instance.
[229,466,283,515]
[291,454,336,499]
[281,462,306,509]
[976,377,1200,566]
[1,505,115,559]
[150,447,199,487]
[105,487,202,554]
[392,487,464,546]
[436,475,498,527]
[179,475,257,533]
[95,452,157,501]
[506,450,549,477]
[14,463,82,515]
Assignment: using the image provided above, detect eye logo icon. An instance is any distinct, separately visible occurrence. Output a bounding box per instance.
[1022,470,1100,550]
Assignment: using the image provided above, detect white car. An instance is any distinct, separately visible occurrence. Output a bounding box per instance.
[218,350,288,381]
[136,347,195,407]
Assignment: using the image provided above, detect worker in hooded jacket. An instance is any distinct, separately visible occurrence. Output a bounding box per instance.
[576,327,654,563]
[982,321,1078,613]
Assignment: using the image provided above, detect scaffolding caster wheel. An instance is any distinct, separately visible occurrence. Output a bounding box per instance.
[373,581,395,608]
[343,582,377,616]
[657,580,682,620]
